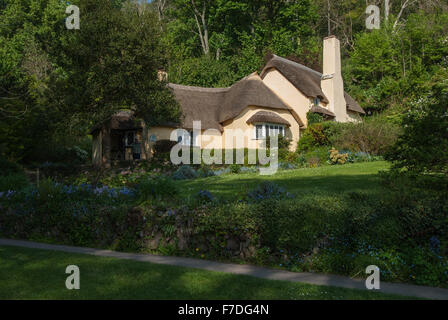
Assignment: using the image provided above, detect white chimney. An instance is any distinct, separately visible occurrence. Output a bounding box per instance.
[321,36,347,122]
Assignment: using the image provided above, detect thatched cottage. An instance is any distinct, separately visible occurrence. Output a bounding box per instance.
[91,36,365,167]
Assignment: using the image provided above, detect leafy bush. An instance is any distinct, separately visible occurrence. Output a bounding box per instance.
[298,122,341,152]
[137,176,178,200]
[386,86,448,175]
[197,190,214,203]
[0,173,29,192]
[240,166,258,174]
[328,148,349,165]
[333,117,400,156]
[171,165,198,180]
[1,174,447,287]
[302,147,330,167]
[0,158,23,176]
[306,111,325,126]
[279,162,297,170]
[197,165,215,178]
[345,151,381,163]
[247,182,294,202]
[229,164,241,174]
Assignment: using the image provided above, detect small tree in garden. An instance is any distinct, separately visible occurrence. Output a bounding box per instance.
[386,84,448,176]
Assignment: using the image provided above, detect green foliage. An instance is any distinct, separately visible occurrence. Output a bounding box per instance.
[57,0,181,127]
[347,12,448,113]
[333,117,400,156]
[229,164,241,174]
[172,165,199,180]
[0,157,23,176]
[247,181,293,202]
[169,57,238,88]
[386,85,448,175]
[306,111,324,126]
[137,176,179,201]
[2,161,447,287]
[298,122,341,152]
[0,173,29,192]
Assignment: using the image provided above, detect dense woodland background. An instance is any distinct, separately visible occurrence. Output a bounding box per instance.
[1,0,447,166]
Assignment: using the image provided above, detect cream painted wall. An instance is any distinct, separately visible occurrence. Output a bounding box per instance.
[145,106,300,155]
[221,106,300,151]
[262,69,311,128]
[321,36,348,122]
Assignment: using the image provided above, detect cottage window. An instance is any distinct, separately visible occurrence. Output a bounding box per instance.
[314,97,321,106]
[254,124,285,140]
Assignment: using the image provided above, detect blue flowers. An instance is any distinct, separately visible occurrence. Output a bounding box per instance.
[197,190,214,203]
[429,236,441,254]
[1,190,16,199]
[247,181,294,202]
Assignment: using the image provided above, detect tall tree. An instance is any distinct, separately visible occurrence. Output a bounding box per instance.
[54,0,181,128]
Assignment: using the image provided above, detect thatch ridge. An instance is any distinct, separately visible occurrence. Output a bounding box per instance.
[168,73,296,132]
[260,55,365,115]
[246,111,291,127]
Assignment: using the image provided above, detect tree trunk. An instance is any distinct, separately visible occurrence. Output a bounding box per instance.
[191,0,210,56]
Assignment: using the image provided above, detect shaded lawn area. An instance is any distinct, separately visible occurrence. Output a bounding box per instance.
[0,245,411,300]
[179,162,390,200]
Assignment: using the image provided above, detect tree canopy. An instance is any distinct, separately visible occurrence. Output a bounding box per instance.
[1,0,447,167]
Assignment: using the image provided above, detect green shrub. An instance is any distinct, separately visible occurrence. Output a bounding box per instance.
[302,146,331,167]
[385,86,448,175]
[197,165,215,178]
[0,158,23,176]
[298,122,342,152]
[306,111,324,126]
[333,117,400,156]
[229,164,241,174]
[0,173,29,192]
[172,165,198,180]
[247,182,293,202]
[1,174,447,287]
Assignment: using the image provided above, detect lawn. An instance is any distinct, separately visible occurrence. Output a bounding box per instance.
[178,161,390,200]
[0,245,411,300]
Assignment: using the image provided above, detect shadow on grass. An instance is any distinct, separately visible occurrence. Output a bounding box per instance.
[0,245,406,300]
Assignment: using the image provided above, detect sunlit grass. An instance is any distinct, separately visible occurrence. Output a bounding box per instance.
[0,245,412,300]
[179,161,390,200]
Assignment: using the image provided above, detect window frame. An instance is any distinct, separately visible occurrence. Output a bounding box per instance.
[254,123,286,140]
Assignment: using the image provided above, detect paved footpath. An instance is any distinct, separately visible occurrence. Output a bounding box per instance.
[1,238,447,300]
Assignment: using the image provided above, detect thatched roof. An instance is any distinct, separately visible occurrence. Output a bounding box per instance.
[167,84,226,131]
[246,111,291,127]
[310,106,336,118]
[261,55,329,104]
[168,73,298,132]
[90,111,143,134]
[344,92,366,114]
[260,55,365,114]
